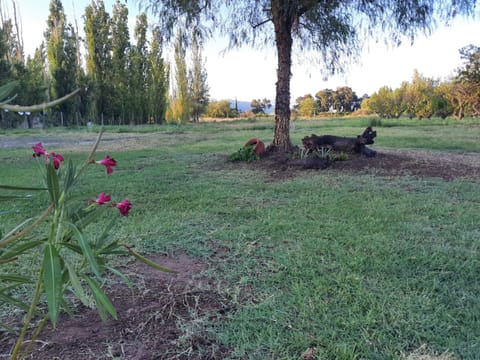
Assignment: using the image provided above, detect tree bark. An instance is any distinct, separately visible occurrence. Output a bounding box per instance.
[271,2,295,152]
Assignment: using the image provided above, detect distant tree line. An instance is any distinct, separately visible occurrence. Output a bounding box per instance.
[0,0,182,128]
[363,46,480,120]
[293,86,362,117]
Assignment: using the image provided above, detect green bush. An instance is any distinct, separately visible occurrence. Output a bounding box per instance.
[228,145,260,162]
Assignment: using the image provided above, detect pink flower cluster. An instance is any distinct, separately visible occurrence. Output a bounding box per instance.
[33,143,117,175]
[32,143,65,169]
[33,142,131,216]
[95,192,132,216]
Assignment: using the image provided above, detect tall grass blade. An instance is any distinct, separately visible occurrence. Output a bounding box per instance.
[43,243,63,327]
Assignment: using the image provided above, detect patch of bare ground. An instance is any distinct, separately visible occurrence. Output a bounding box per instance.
[242,148,480,182]
[0,254,232,360]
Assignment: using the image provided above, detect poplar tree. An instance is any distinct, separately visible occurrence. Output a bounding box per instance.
[45,0,66,102]
[111,0,130,123]
[18,47,47,108]
[170,30,190,123]
[84,0,112,122]
[146,27,169,124]
[189,33,209,122]
[44,0,79,124]
[128,13,148,124]
[0,21,13,83]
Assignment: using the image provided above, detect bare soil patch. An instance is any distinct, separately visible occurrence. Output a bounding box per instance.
[249,148,480,182]
[0,254,232,359]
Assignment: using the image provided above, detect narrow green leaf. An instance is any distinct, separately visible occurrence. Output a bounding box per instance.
[0,195,34,201]
[0,257,17,264]
[43,243,63,327]
[74,207,106,231]
[0,293,36,314]
[99,239,126,255]
[1,283,27,294]
[46,163,60,205]
[82,275,117,321]
[1,218,34,242]
[0,184,46,191]
[66,223,101,278]
[0,240,44,260]
[63,160,77,192]
[124,246,177,273]
[0,274,34,284]
[95,218,116,249]
[106,266,133,292]
[60,242,82,255]
[0,321,18,335]
[65,262,90,307]
[0,80,18,102]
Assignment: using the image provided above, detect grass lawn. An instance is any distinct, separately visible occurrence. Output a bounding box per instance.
[1,117,479,359]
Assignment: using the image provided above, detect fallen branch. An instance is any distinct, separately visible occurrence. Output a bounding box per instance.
[302,126,377,157]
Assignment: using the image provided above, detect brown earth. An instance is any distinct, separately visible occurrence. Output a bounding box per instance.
[1,137,479,359]
[253,147,480,182]
[0,254,232,360]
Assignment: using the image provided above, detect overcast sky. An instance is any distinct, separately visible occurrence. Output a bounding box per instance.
[15,0,480,101]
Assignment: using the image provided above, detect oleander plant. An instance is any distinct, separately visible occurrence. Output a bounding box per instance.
[0,83,174,359]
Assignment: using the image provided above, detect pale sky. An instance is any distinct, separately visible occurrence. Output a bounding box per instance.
[14,0,480,101]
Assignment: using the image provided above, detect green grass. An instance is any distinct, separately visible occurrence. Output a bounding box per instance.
[1,117,479,359]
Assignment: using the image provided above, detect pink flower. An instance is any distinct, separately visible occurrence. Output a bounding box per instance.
[32,143,47,157]
[50,152,64,170]
[114,199,132,216]
[32,143,64,169]
[96,156,117,174]
[95,192,111,205]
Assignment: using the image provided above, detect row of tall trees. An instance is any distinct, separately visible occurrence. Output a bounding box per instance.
[0,0,173,127]
[363,46,480,120]
[293,87,361,117]
[166,31,209,123]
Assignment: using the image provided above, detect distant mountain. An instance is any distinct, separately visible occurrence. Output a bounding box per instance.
[229,99,275,114]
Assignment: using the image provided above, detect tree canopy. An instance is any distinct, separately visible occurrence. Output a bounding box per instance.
[141,0,478,151]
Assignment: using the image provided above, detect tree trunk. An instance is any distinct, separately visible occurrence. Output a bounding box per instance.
[271,2,294,152]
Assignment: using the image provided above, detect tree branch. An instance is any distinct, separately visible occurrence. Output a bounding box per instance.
[0,87,84,113]
[252,18,272,29]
